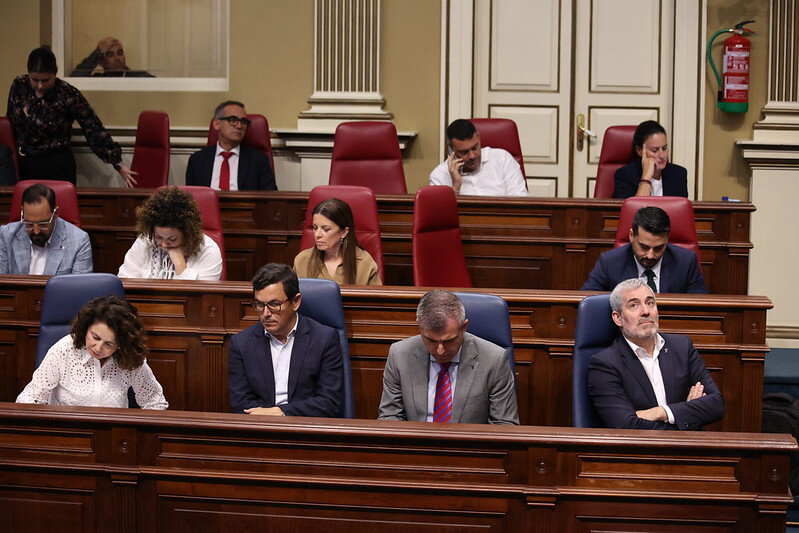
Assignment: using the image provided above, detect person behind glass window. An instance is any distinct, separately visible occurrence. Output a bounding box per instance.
[70,37,154,77]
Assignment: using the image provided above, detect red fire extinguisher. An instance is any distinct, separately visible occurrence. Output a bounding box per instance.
[707,20,756,113]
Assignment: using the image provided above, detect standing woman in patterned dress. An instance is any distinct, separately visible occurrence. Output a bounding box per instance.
[6,46,137,186]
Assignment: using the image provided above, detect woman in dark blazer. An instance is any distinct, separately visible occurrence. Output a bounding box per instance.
[613,120,688,199]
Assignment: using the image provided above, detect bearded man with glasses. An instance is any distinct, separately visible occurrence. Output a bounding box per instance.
[185,100,277,191]
[228,263,344,417]
[0,183,92,275]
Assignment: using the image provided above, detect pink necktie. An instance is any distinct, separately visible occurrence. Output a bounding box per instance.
[219,151,233,190]
[433,362,453,423]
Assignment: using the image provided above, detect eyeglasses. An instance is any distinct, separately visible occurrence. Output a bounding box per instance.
[218,116,251,127]
[251,297,291,313]
[21,207,57,231]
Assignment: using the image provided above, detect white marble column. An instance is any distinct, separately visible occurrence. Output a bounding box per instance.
[739,0,799,347]
[298,0,392,132]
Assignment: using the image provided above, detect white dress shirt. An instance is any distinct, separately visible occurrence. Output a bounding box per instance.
[16,334,168,409]
[117,234,223,281]
[425,350,461,422]
[429,146,528,197]
[264,313,299,406]
[28,234,54,275]
[649,176,664,196]
[211,143,241,191]
[623,333,675,424]
[634,257,663,292]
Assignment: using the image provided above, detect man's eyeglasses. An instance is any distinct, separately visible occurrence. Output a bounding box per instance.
[21,207,57,231]
[251,297,291,313]
[218,116,251,127]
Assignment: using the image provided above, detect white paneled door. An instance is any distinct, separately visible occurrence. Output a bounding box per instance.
[449,0,703,198]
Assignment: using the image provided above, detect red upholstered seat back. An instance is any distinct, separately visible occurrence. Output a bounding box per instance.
[470,118,527,179]
[613,196,701,259]
[0,116,19,180]
[9,179,81,227]
[594,125,637,198]
[131,111,170,188]
[412,186,472,287]
[207,114,275,176]
[158,185,227,280]
[329,121,407,194]
[300,185,385,283]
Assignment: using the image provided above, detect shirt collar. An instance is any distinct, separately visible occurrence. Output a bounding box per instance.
[216,143,241,156]
[428,347,462,370]
[634,256,663,279]
[623,333,665,359]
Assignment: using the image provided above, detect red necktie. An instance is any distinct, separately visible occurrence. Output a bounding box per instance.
[433,362,453,423]
[219,151,233,190]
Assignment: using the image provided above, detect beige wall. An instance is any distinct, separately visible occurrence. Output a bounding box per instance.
[0,2,41,90]
[702,0,768,201]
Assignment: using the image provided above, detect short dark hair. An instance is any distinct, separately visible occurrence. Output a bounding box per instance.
[71,295,148,371]
[214,100,246,118]
[446,119,477,145]
[252,263,299,299]
[27,46,58,74]
[632,120,667,159]
[632,206,671,237]
[21,183,56,211]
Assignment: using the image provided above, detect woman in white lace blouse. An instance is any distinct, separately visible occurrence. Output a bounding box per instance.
[117,187,223,281]
[17,295,167,409]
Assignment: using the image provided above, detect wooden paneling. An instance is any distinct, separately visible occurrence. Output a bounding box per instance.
[0,277,770,431]
[0,188,754,293]
[0,404,793,532]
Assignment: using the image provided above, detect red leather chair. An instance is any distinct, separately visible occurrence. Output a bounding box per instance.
[131,111,170,188]
[470,118,526,178]
[299,185,385,283]
[207,113,275,176]
[329,121,407,194]
[594,125,637,198]
[158,185,227,280]
[9,179,81,227]
[412,186,472,287]
[0,116,19,180]
[613,196,700,259]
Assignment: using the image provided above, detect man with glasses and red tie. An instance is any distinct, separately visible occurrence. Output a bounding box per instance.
[228,263,343,417]
[378,290,518,425]
[185,100,277,191]
[0,183,92,275]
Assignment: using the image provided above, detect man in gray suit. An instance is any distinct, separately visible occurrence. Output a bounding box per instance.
[0,183,92,275]
[378,290,518,424]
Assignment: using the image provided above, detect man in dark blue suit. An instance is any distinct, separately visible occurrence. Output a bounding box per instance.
[582,206,707,294]
[588,279,725,430]
[228,263,343,417]
[185,100,277,191]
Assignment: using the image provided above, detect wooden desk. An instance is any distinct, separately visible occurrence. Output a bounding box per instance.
[0,403,793,532]
[0,188,754,293]
[0,278,770,431]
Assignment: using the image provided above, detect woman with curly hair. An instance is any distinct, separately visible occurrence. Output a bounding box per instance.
[293,198,381,285]
[16,295,167,409]
[118,187,222,280]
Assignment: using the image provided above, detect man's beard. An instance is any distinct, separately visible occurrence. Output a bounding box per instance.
[29,232,49,247]
[622,318,658,342]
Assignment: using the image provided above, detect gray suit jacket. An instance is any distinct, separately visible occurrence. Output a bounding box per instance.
[0,218,93,275]
[378,332,519,424]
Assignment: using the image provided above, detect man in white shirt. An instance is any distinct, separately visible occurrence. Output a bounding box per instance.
[227,263,344,417]
[429,119,527,197]
[0,183,92,275]
[185,100,277,191]
[587,278,725,430]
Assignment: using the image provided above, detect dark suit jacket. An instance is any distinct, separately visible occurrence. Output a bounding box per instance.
[185,144,277,191]
[0,145,15,185]
[227,315,343,416]
[581,243,707,294]
[613,160,688,199]
[588,333,725,430]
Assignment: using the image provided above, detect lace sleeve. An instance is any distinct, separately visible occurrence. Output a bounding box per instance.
[131,360,168,410]
[16,338,68,404]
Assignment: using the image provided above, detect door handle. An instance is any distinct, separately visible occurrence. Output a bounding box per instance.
[576,114,596,152]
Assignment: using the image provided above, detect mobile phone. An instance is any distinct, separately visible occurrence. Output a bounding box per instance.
[447,146,467,175]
